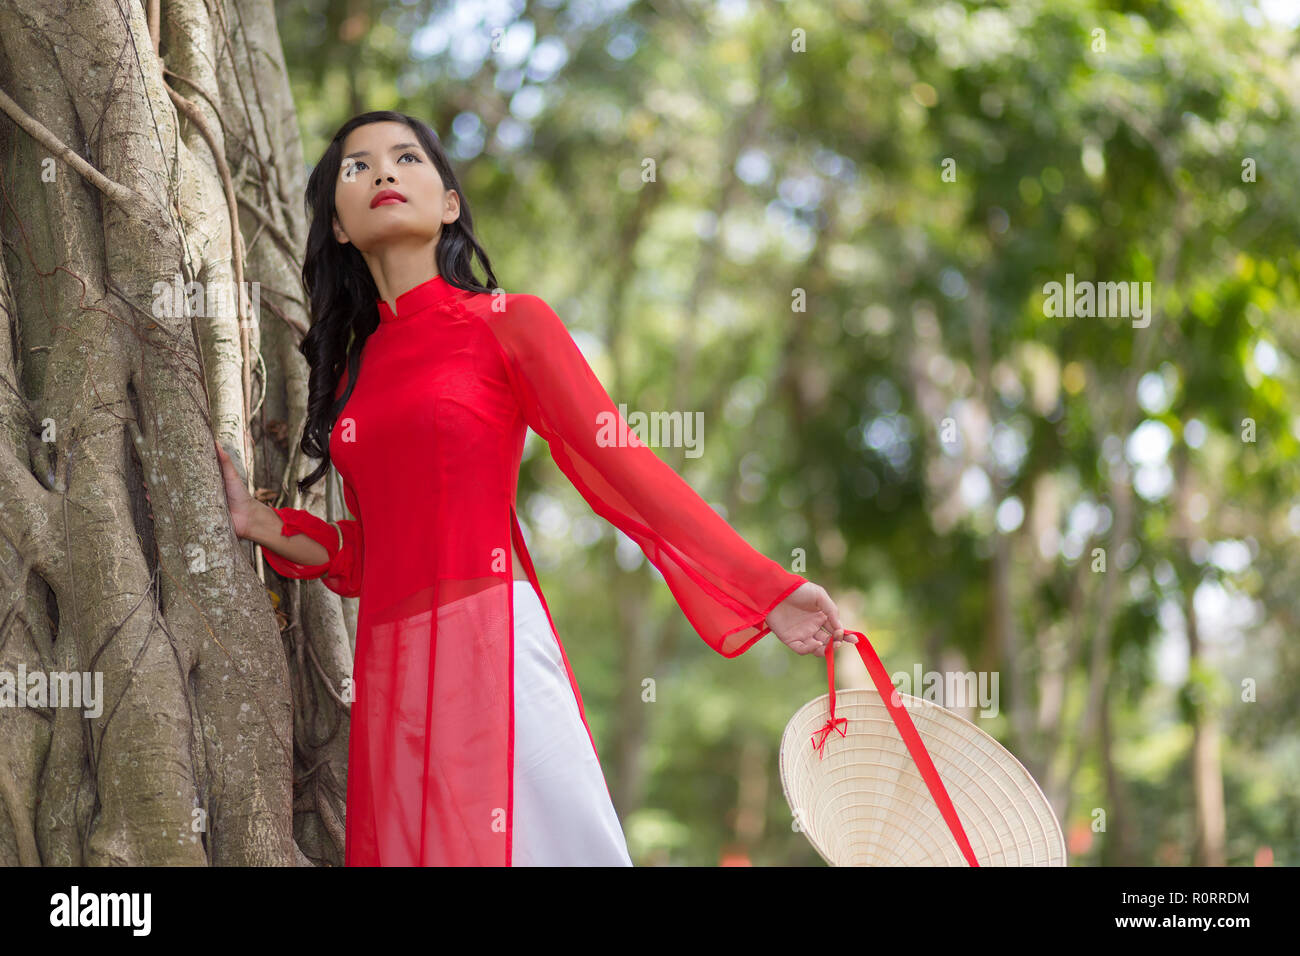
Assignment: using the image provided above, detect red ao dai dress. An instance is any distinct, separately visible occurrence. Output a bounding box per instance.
[265,275,808,865]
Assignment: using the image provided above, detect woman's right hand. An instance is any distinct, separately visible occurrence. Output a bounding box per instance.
[216,439,257,539]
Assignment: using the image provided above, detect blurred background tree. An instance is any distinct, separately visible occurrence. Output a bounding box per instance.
[276,0,1299,865]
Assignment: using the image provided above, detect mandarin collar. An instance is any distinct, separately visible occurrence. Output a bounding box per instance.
[376,274,459,323]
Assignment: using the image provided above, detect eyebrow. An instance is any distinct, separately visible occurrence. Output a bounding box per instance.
[343,142,422,160]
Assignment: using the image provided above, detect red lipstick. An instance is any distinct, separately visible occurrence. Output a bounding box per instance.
[371,189,406,208]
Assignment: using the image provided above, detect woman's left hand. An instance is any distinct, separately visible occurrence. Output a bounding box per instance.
[765,581,858,657]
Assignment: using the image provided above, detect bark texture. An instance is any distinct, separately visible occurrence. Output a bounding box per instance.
[0,0,352,866]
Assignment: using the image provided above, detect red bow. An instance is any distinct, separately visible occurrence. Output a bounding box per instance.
[811,716,847,757]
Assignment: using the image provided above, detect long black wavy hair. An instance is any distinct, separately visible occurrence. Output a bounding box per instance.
[295,110,499,492]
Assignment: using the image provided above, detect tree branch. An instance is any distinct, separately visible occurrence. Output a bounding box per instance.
[0,87,150,218]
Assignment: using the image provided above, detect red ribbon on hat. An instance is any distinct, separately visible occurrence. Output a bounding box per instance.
[812,629,980,867]
[810,662,848,757]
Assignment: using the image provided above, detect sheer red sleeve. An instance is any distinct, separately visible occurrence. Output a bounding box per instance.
[263,476,364,598]
[487,294,807,657]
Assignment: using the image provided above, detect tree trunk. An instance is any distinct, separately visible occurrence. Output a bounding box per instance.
[0,0,351,865]
[1187,589,1227,866]
[1173,448,1226,866]
[1098,681,1137,865]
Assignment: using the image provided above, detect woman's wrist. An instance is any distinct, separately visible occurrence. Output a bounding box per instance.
[244,502,343,570]
[245,501,283,545]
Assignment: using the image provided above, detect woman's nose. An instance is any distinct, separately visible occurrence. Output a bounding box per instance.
[373,174,395,185]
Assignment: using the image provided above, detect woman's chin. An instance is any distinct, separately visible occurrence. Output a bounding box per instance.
[353,227,440,251]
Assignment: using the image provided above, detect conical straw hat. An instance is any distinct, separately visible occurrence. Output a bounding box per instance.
[779,633,1066,867]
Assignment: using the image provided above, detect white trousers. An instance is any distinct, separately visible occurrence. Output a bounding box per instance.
[510,580,633,866]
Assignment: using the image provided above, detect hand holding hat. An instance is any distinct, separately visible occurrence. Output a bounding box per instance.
[779,626,1067,866]
[765,581,860,657]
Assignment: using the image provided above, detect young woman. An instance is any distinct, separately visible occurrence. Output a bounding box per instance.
[218,111,856,866]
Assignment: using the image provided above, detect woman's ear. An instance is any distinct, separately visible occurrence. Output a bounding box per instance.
[332,215,350,245]
[443,190,461,225]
